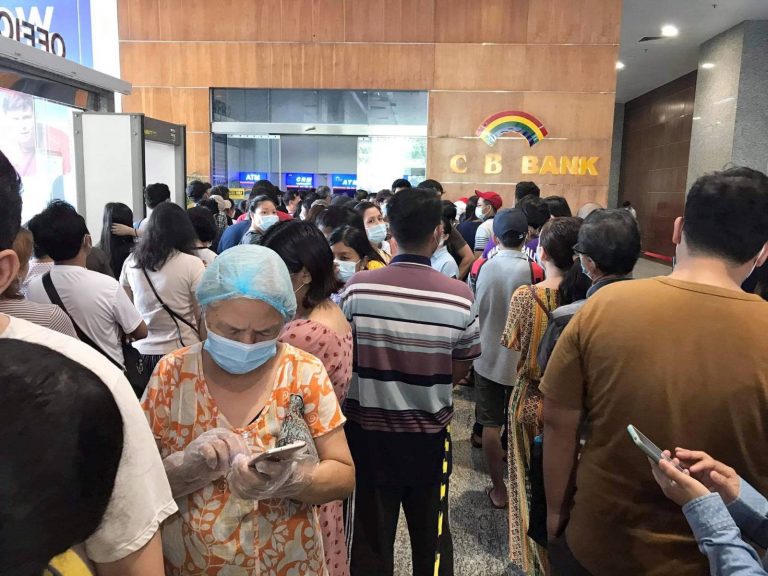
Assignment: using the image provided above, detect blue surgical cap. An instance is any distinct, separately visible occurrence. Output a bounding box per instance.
[196,245,297,320]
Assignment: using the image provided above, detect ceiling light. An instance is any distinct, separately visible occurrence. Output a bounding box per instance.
[661,24,679,37]
[615,61,625,70]
[701,62,715,69]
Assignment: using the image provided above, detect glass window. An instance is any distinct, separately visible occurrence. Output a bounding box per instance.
[212,89,428,126]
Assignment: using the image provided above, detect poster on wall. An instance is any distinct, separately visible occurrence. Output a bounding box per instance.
[0,87,77,222]
[0,1,93,66]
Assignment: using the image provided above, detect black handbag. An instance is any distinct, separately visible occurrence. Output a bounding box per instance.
[42,272,148,397]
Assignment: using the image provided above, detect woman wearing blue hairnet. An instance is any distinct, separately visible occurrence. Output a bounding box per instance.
[141,245,355,576]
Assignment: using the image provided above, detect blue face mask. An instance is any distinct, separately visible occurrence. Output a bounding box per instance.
[335,259,358,283]
[204,330,278,375]
[259,214,279,231]
[367,223,388,244]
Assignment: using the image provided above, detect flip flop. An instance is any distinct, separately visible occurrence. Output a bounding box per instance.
[486,487,507,509]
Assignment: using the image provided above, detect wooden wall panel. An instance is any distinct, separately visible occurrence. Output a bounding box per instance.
[185,132,211,180]
[117,0,620,185]
[429,91,616,140]
[527,0,622,44]
[618,71,696,257]
[121,42,434,89]
[433,44,618,92]
[345,0,435,43]
[121,88,209,132]
[434,0,529,44]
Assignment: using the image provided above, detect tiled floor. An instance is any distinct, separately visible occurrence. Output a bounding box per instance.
[391,258,672,576]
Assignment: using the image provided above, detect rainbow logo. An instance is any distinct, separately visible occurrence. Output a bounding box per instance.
[476,110,549,147]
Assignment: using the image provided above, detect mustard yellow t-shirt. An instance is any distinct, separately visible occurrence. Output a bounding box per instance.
[367,260,386,271]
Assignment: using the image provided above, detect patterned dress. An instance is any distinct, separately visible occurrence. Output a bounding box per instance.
[142,342,346,576]
[500,285,560,576]
[279,319,353,576]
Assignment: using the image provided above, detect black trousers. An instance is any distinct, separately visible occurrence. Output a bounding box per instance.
[549,535,593,576]
[350,480,453,576]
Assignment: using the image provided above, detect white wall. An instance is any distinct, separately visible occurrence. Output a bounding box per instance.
[90,0,122,109]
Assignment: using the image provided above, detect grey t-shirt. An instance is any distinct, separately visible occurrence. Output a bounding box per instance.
[473,249,532,385]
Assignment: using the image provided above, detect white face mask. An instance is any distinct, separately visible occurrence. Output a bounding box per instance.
[475,206,486,221]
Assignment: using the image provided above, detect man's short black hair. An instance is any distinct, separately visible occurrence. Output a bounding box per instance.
[515,181,540,202]
[441,199,457,222]
[388,188,441,249]
[519,195,551,230]
[186,180,211,203]
[144,183,171,209]
[392,178,412,191]
[0,150,22,251]
[622,200,632,208]
[578,209,641,275]
[376,189,393,204]
[544,195,572,217]
[187,206,217,243]
[316,205,364,233]
[419,179,444,195]
[684,167,768,265]
[27,201,88,262]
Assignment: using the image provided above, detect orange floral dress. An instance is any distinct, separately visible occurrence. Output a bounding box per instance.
[142,342,346,576]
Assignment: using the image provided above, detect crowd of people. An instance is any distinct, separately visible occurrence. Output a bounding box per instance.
[1,145,768,576]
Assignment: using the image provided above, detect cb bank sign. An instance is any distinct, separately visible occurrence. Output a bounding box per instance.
[450,110,600,176]
[0,1,92,66]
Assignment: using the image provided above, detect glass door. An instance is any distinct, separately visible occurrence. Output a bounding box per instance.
[211,133,281,204]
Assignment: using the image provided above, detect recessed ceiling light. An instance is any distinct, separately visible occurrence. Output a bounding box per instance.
[701,62,715,69]
[661,24,679,37]
[616,61,625,70]
[693,116,701,120]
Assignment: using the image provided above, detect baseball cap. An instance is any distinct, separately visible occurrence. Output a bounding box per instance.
[493,208,528,240]
[476,190,503,211]
[209,194,232,211]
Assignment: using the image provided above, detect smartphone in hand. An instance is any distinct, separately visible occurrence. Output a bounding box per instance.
[627,425,684,472]
[248,441,307,468]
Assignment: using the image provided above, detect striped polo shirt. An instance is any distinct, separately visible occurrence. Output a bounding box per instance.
[341,254,481,434]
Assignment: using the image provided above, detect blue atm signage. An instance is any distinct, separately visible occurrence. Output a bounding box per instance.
[332,174,357,189]
[285,173,314,188]
[0,2,93,65]
[238,171,267,187]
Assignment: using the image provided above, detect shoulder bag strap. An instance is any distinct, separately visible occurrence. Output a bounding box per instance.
[42,272,124,370]
[528,284,554,322]
[141,268,198,347]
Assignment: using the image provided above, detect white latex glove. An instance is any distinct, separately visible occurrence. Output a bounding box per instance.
[164,428,248,498]
[228,451,319,501]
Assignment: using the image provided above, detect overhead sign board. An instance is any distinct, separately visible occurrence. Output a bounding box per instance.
[332,174,357,189]
[285,172,314,188]
[0,1,93,65]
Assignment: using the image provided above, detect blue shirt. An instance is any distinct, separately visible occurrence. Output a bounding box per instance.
[683,479,768,574]
[430,245,459,279]
[217,220,250,253]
